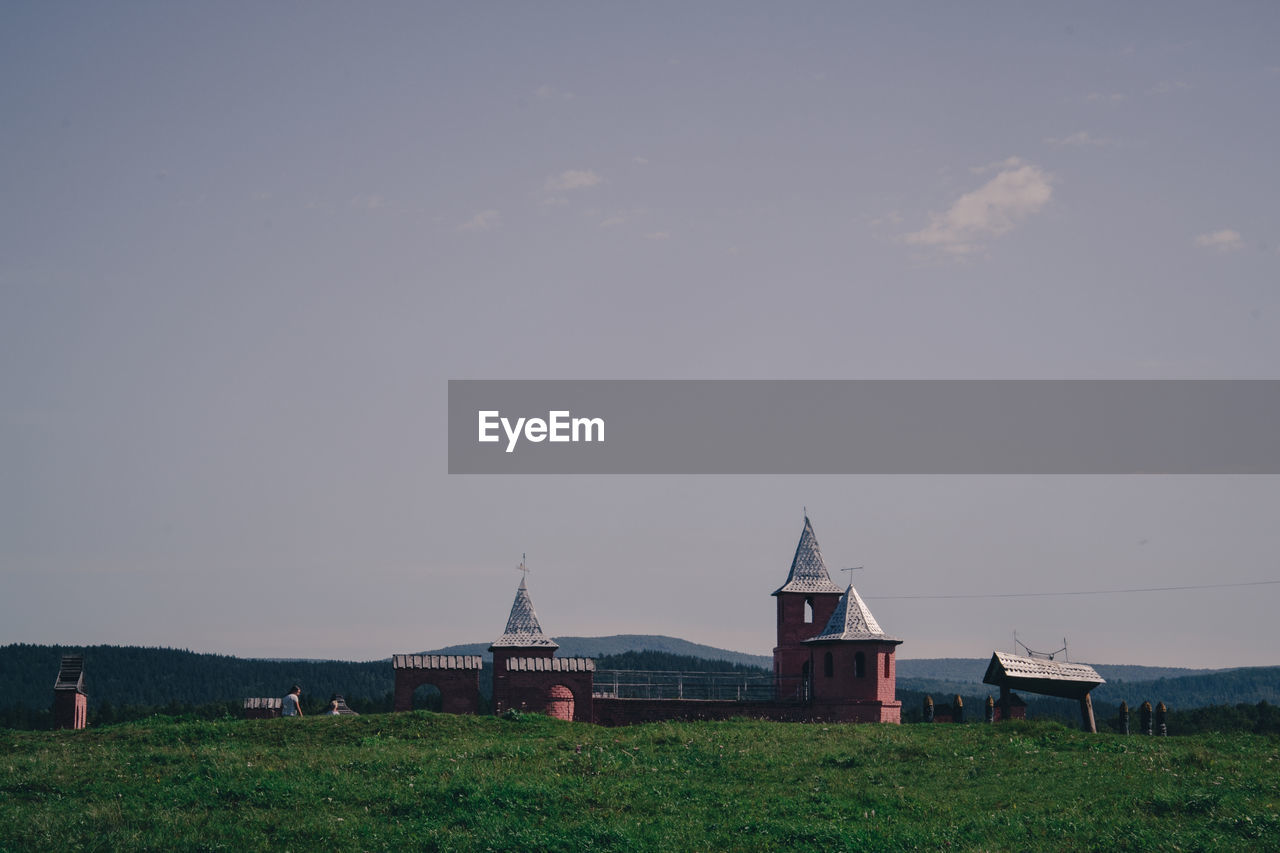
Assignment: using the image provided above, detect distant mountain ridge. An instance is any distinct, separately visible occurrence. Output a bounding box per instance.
[428,635,773,669]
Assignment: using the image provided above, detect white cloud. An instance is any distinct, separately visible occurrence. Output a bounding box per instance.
[458,209,500,232]
[545,169,602,191]
[1194,229,1243,252]
[1045,131,1113,147]
[905,160,1053,256]
[969,155,1025,175]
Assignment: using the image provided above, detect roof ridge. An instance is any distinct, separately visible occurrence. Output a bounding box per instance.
[490,578,559,649]
[806,583,900,643]
[773,515,844,595]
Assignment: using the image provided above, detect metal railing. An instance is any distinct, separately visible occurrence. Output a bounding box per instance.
[591,670,808,702]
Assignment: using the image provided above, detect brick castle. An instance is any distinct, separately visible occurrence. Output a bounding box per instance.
[392,515,903,725]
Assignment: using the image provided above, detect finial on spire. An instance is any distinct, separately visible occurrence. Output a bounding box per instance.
[803,505,808,520]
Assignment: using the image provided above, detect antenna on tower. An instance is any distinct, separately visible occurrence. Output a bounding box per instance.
[841,566,863,584]
[1015,634,1068,661]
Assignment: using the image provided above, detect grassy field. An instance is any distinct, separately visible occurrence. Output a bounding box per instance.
[1,712,1277,851]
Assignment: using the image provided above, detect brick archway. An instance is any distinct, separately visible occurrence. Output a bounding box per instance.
[392,655,482,714]
[547,684,574,720]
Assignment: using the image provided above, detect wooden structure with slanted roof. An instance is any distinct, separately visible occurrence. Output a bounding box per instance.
[53,654,88,730]
[983,650,1105,732]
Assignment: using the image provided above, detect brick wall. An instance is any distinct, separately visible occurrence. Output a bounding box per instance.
[592,697,902,726]
[392,668,482,714]
[53,691,87,730]
[494,667,594,723]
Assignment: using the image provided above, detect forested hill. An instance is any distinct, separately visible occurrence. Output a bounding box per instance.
[0,644,391,713]
[0,643,768,719]
[4,643,1277,730]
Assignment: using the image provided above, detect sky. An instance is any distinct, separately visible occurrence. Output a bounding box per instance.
[3,3,1279,668]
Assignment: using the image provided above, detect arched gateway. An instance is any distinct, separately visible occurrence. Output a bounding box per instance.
[392,655,483,713]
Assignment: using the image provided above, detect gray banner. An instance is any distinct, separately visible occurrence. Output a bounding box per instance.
[447,380,1280,474]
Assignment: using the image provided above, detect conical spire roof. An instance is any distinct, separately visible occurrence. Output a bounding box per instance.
[806,583,900,643]
[773,515,843,595]
[490,574,559,649]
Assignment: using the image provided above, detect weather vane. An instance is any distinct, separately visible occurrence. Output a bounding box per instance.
[517,554,530,579]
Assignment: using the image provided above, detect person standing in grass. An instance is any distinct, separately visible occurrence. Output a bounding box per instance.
[282,685,303,717]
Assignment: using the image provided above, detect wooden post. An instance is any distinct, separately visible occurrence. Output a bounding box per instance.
[923,695,934,723]
[1119,701,1130,735]
[1079,693,1097,733]
[984,696,994,723]
[953,695,964,724]
[1156,702,1168,736]
[1140,700,1153,735]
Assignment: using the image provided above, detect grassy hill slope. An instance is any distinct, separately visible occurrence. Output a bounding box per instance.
[1,713,1275,851]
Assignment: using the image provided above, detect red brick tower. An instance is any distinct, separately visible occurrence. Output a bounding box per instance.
[772,516,845,701]
[803,582,903,721]
[489,568,559,713]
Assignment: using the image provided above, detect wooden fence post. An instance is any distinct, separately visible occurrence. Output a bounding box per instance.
[1156,702,1168,736]
[1119,701,1130,735]
[1140,701,1152,735]
[923,695,934,723]
[1079,693,1097,733]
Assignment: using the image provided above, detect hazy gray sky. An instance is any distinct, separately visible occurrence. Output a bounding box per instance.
[3,3,1278,668]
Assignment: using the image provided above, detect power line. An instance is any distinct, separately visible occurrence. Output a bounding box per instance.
[867,579,1280,601]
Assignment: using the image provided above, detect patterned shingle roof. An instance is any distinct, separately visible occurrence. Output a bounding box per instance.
[490,577,559,649]
[392,654,484,670]
[773,516,843,595]
[54,654,85,693]
[984,652,1104,685]
[505,657,595,672]
[805,584,901,643]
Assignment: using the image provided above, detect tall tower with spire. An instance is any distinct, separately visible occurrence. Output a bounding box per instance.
[772,515,846,699]
[489,559,566,715]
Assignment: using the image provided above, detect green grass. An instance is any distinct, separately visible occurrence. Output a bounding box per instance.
[1,714,1277,851]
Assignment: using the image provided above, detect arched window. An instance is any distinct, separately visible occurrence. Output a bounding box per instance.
[854,651,866,678]
[804,598,814,624]
[823,652,833,678]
